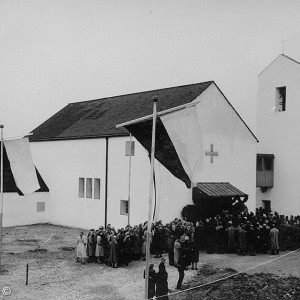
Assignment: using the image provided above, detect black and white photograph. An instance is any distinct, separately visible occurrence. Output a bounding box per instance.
[1,1,300,299]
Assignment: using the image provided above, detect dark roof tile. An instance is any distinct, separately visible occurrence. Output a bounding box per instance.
[30,81,213,141]
[194,182,247,198]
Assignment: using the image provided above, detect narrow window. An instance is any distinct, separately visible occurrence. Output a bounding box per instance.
[79,178,85,198]
[37,202,45,212]
[86,178,92,198]
[94,178,100,199]
[125,141,135,156]
[120,200,129,215]
[256,156,263,171]
[275,86,286,112]
[262,200,271,212]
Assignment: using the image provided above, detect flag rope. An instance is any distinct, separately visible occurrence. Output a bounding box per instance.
[154,248,300,299]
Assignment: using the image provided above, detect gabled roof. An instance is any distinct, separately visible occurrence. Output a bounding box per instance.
[258,54,300,77]
[29,80,258,142]
[0,143,49,194]
[30,81,213,142]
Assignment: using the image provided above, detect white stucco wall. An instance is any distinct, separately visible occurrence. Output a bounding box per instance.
[195,84,257,212]
[30,139,107,229]
[107,136,149,229]
[108,136,195,229]
[256,55,300,215]
[3,192,50,227]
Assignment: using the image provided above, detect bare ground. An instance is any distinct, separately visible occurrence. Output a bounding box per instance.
[1,224,300,300]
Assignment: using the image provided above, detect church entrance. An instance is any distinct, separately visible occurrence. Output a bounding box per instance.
[192,182,248,219]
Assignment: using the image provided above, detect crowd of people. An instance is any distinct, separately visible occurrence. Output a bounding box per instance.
[76,207,300,296]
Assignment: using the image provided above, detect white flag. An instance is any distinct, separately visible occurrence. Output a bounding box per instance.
[160,105,204,186]
[4,137,40,195]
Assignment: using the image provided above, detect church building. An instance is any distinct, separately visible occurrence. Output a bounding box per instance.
[3,81,257,229]
[256,54,300,216]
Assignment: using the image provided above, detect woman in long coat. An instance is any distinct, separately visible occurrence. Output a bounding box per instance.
[156,262,169,300]
[98,232,105,263]
[87,231,95,262]
[238,224,247,256]
[108,234,118,268]
[76,231,87,264]
[95,232,101,263]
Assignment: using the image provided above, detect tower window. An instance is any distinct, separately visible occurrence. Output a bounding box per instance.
[275,86,286,112]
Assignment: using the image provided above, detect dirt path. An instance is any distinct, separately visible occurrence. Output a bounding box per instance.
[1,224,299,299]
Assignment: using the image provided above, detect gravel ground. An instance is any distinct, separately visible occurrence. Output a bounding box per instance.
[1,224,300,300]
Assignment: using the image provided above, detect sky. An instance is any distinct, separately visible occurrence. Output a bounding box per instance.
[1,0,300,138]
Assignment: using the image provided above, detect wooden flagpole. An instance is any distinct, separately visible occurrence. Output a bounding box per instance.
[144,97,158,300]
[0,124,4,271]
[116,97,202,129]
[128,133,132,226]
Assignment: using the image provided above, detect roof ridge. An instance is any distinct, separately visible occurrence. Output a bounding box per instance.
[68,81,214,105]
[281,54,300,65]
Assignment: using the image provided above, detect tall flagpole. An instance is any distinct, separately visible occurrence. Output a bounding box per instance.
[0,124,4,271]
[128,133,132,226]
[144,96,158,300]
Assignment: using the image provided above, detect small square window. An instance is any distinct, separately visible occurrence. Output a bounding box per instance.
[120,200,128,215]
[94,178,100,199]
[37,202,45,212]
[79,178,85,198]
[86,178,92,198]
[125,141,135,156]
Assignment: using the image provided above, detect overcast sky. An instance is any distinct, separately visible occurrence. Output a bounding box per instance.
[1,0,300,138]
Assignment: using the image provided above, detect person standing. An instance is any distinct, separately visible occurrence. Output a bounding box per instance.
[247,224,257,256]
[260,223,270,254]
[225,221,236,253]
[98,232,106,264]
[203,219,215,254]
[76,231,87,265]
[156,259,169,300]
[87,230,95,263]
[123,232,132,268]
[144,263,156,300]
[173,237,181,267]
[176,236,188,290]
[95,231,101,263]
[270,223,279,255]
[238,224,247,256]
[165,224,175,266]
[108,233,118,268]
